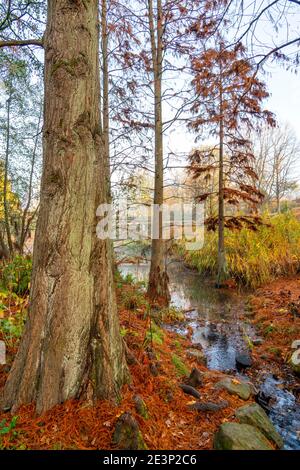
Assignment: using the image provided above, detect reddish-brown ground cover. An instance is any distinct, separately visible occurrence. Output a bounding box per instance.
[1,277,299,450]
[0,283,247,450]
[249,277,300,377]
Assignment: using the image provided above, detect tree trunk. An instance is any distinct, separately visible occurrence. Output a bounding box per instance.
[276,168,281,213]
[147,0,170,305]
[19,104,43,253]
[3,91,14,256]
[217,60,226,287]
[0,230,9,259]
[100,0,111,203]
[1,0,128,415]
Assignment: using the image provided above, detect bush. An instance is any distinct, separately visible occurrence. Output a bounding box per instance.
[0,256,32,295]
[0,291,27,347]
[145,321,165,346]
[179,212,300,289]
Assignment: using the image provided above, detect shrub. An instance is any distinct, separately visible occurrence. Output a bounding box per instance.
[179,212,300,289]
[0,416,19,450]
[145,321,165,346]
[122,290,149,310]
[0,256,32,295]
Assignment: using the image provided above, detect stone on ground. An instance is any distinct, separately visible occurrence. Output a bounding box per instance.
[187,367,203,388]
[235,353,253,369]
[133,395,149,419]
[215,377,252,400]
[189,400,229,412]
[113,412,147,450]
[290,349,300,376]
[179,383,201,399]
[186,348,207,366]
[213,423,274,450]
[235,403,283,448]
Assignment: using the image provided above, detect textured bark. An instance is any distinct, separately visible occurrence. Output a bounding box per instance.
[1,0,128,415]
[147,0,170,305]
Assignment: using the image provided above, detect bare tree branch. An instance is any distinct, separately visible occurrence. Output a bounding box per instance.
[0,38,43,48]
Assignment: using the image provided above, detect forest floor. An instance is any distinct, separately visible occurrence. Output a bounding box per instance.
[0,275,299,450]
[246,277,300,386]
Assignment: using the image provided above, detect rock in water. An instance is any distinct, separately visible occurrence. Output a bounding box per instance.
[133,395,149,420]
[187,368,203,388]
[235,403,283,448]
[179,384,201,399]
[236,353,253,369]
[215,377,252,400]
[113,412,147,450]
[213,423,273,450]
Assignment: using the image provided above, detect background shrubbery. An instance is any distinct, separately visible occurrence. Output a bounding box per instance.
[178,213,300,289]
[0,256,32,296]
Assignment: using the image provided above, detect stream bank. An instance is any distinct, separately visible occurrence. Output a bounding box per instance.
[119,257,300,450]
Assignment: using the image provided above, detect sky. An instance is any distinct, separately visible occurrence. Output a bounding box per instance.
[167,64,300,152]
[267,67,300,138]
[165,1,300,184]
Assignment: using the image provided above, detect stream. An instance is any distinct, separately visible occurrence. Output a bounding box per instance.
[119,254,300,450]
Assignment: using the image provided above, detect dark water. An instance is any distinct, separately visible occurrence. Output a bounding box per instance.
[119,259,300,450]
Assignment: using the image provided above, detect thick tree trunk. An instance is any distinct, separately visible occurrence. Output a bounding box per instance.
[147,0,170,305]
[1,0,128,415]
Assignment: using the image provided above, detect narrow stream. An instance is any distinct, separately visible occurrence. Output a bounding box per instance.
[119,257,300,450]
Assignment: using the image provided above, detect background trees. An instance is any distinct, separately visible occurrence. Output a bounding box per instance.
[254,124,300,212]
[0,53,42,257]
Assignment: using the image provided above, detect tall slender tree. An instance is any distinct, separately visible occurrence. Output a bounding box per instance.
[146,0,170,304]
[141,0,227,303]
[189,39,275,285]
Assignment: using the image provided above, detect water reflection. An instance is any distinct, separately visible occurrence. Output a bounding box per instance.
[118,260,300,450]
[119,261,251,371]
